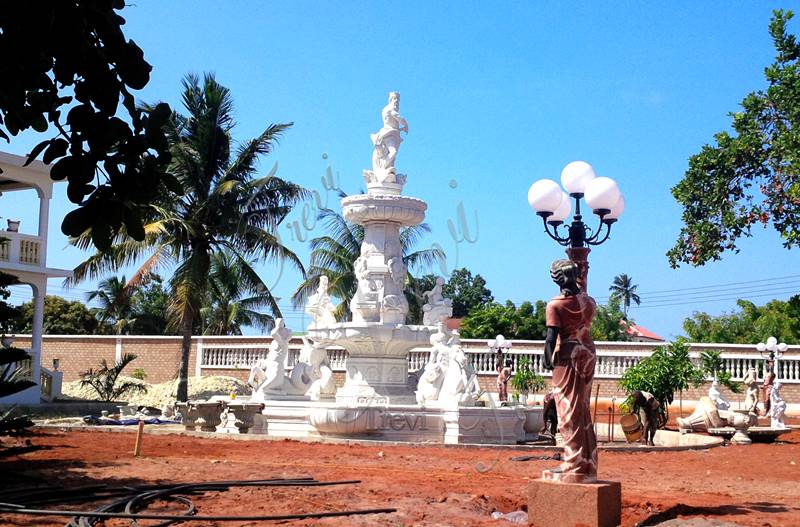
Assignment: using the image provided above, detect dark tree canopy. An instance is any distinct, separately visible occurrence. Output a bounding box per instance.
[669,10,800,267]
[683,296,800,344]
[459,300,547,340]
[0,0,173,250]
[442,268,494,318]
[11,295,99,335]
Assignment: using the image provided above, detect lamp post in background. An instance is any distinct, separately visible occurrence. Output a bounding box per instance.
[757,336,787,380]
[488,334,512,370]
[527,161,624,289]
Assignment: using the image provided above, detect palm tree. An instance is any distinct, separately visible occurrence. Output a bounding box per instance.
[87,275,136,334]
[608,273,641,319]
[69,73,308,401]
[291,205,444,321]
[200,251,277,335]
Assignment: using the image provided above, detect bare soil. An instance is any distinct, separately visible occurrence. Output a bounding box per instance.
[1,427,799,526]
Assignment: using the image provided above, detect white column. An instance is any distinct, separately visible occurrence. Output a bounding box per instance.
[115,336,123,362]
[30,280,45,395]
[38,195,50,265]
[195,338,204,378]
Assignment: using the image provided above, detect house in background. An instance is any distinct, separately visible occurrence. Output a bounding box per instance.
[625,322,665,343]
[0,151,71,404]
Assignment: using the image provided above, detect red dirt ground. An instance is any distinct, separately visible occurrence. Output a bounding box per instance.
[1,427,799,527]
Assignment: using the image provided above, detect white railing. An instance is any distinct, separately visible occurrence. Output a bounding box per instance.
[198,339,800,384]
[0,231,42,266]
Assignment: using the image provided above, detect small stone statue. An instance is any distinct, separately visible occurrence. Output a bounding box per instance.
[365,91,409,185]
[742,367,759,413]
[770,381,787,429]
[542,259,598,483]
[416,326,480,406]
[422,276,453,326]
[708,380,731,411]
[305,275,338,329]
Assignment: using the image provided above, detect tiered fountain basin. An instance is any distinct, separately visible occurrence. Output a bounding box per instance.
[198,396,543,445]
[341,194,427,226]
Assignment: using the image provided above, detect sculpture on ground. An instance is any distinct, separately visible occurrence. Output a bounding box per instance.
[365,91,409,186]
[542,259,598,483]
[677,396,726,433]
[770,382,787,429]
[305,275,337,329]
[422,276,453,326]
[416,327,481,406]
[708,379,731,411]
[742,367,760,413]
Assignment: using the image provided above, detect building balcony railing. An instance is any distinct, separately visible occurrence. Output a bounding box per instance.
[0,231,42,267]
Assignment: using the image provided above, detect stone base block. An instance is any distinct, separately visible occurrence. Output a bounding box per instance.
[528,478,621,527]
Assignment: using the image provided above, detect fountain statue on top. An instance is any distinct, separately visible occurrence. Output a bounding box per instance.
[364,91,409,191]
[306,92,434,405]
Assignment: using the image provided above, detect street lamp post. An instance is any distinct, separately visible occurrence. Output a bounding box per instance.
[488,334,512,370]
[527,161,624,288]
[756,336,788,381]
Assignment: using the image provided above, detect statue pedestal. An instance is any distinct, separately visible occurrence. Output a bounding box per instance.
[528,478,621,527]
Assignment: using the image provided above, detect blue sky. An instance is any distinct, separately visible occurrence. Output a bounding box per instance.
[3,2,800,339]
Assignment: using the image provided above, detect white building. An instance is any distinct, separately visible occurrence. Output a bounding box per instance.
[0,151,71,404]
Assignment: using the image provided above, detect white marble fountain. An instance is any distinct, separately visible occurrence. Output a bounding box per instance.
[189,93,537,444]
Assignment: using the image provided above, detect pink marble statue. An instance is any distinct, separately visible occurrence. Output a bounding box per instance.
[543,259,598,483]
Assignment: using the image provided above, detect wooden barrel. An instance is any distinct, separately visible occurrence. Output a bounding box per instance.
[619,413,642,443]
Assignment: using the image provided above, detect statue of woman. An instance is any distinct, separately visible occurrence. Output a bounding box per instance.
[255,318,291,396]
[543,259,598,483]
[742,367,759,413]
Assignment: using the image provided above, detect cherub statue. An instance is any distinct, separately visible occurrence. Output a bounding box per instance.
[708,379,731,411]
[422,277,453,326]
[305,275,337,329]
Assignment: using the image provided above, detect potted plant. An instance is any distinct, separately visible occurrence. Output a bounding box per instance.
[511,357,545,405]
[6,219,20,232]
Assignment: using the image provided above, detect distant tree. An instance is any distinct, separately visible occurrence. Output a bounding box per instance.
[11,295,99,335]
[608,273,640,319]
[459,300,547,340]
[590,298,631,342]
[128,278,173,335]
[442,268,493,318]
[200,251,277,335]
[87,275,135,334]
[683,296,800,344]
[0,1,173,249]
[668,10,800,267]
[405,274,438,325]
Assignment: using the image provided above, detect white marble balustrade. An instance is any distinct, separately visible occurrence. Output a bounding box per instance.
[197,340,800,383]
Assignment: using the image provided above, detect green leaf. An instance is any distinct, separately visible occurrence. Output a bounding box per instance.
[24,140,51,166]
